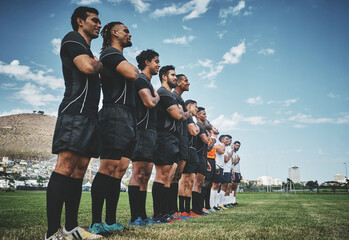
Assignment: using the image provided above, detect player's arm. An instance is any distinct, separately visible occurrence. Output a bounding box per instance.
[73,55,103,75]
[215,144,225,154]
[182,109,190,121]
[139,88,160,108]
[188,123,199,136]
[207,138,216,151]
[116,61,139,80]
[199,132,210,144]
[167,104,183,120]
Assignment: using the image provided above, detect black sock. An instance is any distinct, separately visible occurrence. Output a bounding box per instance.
[192,191,199,213]
[152,182,163,218]
[128,186,140,222]
[46,172,68,237]
[91,172,109,224]
[170,183,179,214]
[64,177,83,231]
[162,187,170,216]
[201,187,208,210]
[139,190,147,220]
[105,177,121,225]
[179,196,185,213]
[185,196,191,213]
[204,186,211,209]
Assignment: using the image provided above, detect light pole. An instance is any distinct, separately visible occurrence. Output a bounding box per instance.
[344,162,348,179]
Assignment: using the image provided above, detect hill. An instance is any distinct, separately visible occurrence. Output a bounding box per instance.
[0,113,57,160]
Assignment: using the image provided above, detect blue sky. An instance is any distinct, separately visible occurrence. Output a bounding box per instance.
[0,0,348,184]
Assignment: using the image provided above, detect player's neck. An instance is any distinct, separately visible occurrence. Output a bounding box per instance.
[174,87,183,96]
[162,82,172,91]
[110,41,124,53]
[78,30,92,46]
[142,69,153,80]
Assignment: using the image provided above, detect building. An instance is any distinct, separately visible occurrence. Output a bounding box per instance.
[334,174,346,183]
[288,166,300,183]
[257,176,272,186]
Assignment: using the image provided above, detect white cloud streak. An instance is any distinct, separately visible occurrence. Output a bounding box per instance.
[151,0,211,21]
[163,35,195,45]
[75,0,101,5]
[198,41,246,82]
[246,96,263,105]
[129,0,150,13]
[219,0,245,18]
[289,113,349,124]
[0,60,64,90]
[15,83,60,107]
[51,38,61,55]
[258,48,275,55]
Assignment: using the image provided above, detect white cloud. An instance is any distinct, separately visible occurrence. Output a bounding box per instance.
[51,38,61,55]
[131,24,138,29]
[219,0,245,19]
[289,113,349,124]
[328,92,339,98]
[124,47,142,60]
[151,0,211,21]
[267,98,298,107]
[220,41,246,64]
[217,30,227,39]
[15,83,60,107]
[258,48,275,55]
[183,25,192,31]
[1,83,17,89]
[107,0,122,4]
[75,0,101,4]
[198,41,246,82]
[198,59,224,79]
[49,13,55,18]
[211,112,268,131]
[163,35,195,45]
[246,96,263,105]
[0,108,32,117]
[0,60,64,90]
[129,0,150,13]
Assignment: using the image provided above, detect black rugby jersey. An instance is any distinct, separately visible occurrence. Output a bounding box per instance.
[135,73,157,130]
[99,47,135,109]
[196,121,208,156]
[187,115,197,149]
[58,31,100,118]
[156,86,178,133]
[172,91,188,137]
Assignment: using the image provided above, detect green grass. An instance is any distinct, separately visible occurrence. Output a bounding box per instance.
[0,191,349,239]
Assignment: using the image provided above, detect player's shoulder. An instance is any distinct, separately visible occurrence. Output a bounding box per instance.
[62,31,85,44]
[100,46,123,60]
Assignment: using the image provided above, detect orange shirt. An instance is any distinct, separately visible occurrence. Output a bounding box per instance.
[207,138,216,159]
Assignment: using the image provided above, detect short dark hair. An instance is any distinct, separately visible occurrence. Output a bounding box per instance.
[197,107,205,113]
[234,141,241,145]
[136,49,159,70]
[176,74,186,83]
[159,65,175,82]
[185,99,197,106]
[219,135,226,141]
[71,6,99,31]
[226,135,232,139]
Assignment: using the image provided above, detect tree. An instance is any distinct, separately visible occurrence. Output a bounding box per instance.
[306,181,319,192]
[320,181,343,194]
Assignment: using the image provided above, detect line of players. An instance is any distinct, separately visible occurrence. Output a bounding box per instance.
[46,6,242,240]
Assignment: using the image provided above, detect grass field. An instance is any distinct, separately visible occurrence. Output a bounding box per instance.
[0,191,348,240]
